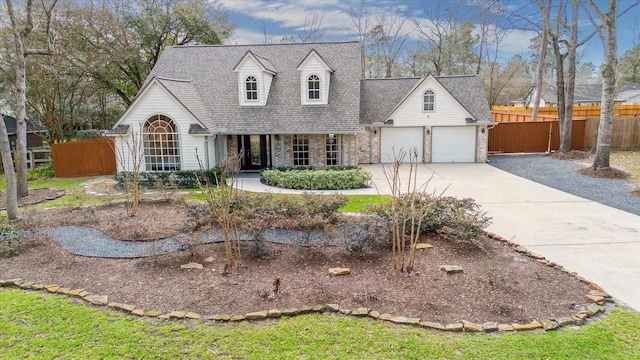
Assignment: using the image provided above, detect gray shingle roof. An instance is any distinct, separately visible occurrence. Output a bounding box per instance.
[145,41,362,134]
[1,114,47,135]
[360,78,420,124]
[360,75,493,125]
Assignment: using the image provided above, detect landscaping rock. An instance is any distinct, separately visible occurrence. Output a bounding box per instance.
[557,317,574,327]
[586,304,603,315]
[512,320,542,331]
[44,285,60,293]
[211,314,231,321]
[414,243,433,250]
[420,321,446,330]
[169,311,186,319]
[328,267,351,276]
[230,315,245,322]
[67,289,84,296]
[439,265,463,274]
[325,304,340,312]
[298,306,313,314]
[588,290,610,298]
[482,322,498,332]
[145,310,162,317]
[352,307,370,316]
[180,262,203,269]
[185,312,201,319]
[312,305,325,312]
[542,319,559,331]
[368,310,381,319]
[131,309,145,316]
[84,294,108,306]
[245,311,268,320]
[281,308,299,316]
[445,323,464,331]
[267,309,282,318]
[338,307,352,315]
[462,321,482,332]
[202,256,214,263]
[18,280,35,289]
[379,313,392,321]
[498,324,515,332]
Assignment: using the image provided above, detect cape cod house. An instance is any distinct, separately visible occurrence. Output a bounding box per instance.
[108,41,494,172]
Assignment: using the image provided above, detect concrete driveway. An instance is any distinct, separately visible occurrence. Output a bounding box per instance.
[361,163,640,312]
[235,164,640,311]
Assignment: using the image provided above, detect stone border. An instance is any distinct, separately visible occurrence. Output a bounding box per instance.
[0,233,614,333]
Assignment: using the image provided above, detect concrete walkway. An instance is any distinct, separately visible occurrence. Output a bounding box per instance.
[234,164,640,311]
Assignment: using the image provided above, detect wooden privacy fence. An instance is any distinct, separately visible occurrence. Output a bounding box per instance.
[492,104,640,118]
[492,111,587,123]
[51,137,116,178]
[488,120,586,153]
[584,118,640,149]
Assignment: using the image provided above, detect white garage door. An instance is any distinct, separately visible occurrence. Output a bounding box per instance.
[380,127,423,163]
[431,126,476,163]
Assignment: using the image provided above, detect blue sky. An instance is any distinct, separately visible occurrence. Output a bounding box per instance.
[219,0,640,67]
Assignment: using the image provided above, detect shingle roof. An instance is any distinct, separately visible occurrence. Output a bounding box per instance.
[536,83,640,104]
[360,78,420,124]
[1,114,47,135]
[144,41,362,134]
[437,75,493,124]
[360,75,493,125]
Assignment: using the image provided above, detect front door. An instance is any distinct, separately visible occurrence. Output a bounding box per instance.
[238,135,270,170]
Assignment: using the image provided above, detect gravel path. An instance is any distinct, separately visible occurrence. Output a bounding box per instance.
[488,154,640,216]
[41,226,330,258]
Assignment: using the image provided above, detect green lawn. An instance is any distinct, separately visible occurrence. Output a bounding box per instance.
[0,289,638,359]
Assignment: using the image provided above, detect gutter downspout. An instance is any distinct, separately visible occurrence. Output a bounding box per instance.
[204,135,217,168]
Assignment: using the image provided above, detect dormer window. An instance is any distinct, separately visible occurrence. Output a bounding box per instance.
[308,75,320,100]
[423,89,435,111]
[245,76,258,101]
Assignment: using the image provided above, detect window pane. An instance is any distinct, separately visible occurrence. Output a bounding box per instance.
[143,115,181,171]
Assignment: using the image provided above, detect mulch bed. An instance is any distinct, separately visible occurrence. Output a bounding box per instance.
[0,200,594,325]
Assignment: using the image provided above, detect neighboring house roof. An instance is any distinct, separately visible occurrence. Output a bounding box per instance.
[530,83,640,104]
[1,114,47,135]
[360,75,493,125]
[616,89,640,102]
[141,41,362,134]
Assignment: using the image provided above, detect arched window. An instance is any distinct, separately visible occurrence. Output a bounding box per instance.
[308,74,320,100]
[245,76,258,100]
[143,115,180,171]
[423,89,435,111]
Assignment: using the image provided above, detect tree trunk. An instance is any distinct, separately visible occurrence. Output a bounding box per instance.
[532,23,548,122]
[591,0,618,170]
[0,116,20,220]
[13,36,29,197]
[560,3,580,153]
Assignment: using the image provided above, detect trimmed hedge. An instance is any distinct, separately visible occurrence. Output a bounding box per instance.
[261,167,371,190]
[115,168,221,189]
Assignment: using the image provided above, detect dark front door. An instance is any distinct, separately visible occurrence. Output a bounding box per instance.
[238,135,270,170]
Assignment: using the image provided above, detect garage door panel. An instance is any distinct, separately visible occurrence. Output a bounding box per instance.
[381,127,423,163]
[432,126,476,163]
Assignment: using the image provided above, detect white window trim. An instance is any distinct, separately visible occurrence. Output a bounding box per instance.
[292,134,310,166]
[325,134,341,166]
[423,89,435,112]
[245,75,259,102]
[142,114,181,171]
[307,74,321,101]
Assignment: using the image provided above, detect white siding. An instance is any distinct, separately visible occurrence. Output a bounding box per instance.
[431,126,476,163]
[114,81,206,171]
[389,77,472,127]
[380,127,424,163]
[235,57,273,106]
[299,55,331,105]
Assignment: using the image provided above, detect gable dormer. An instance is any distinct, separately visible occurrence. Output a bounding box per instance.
[233,51,277,106]
[297,49,334,105]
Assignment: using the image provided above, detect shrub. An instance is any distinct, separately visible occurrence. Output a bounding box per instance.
[337,215,389,255]
[115,168,221,189]
[27,163,55,180]
[261,167,370,190]
[75,129,104,140]
[0,223,23,257]
[367,193,491,249]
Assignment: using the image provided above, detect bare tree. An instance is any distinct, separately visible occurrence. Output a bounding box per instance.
[582,0,640,169]
[368,8,409,78]
[5,0,58,198]
[348,0,372,78]
[531,0,550,122]
[298,10,325,43]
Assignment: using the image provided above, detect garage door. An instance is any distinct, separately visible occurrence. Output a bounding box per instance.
[431,126,476,163]
[380,127,423,163]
